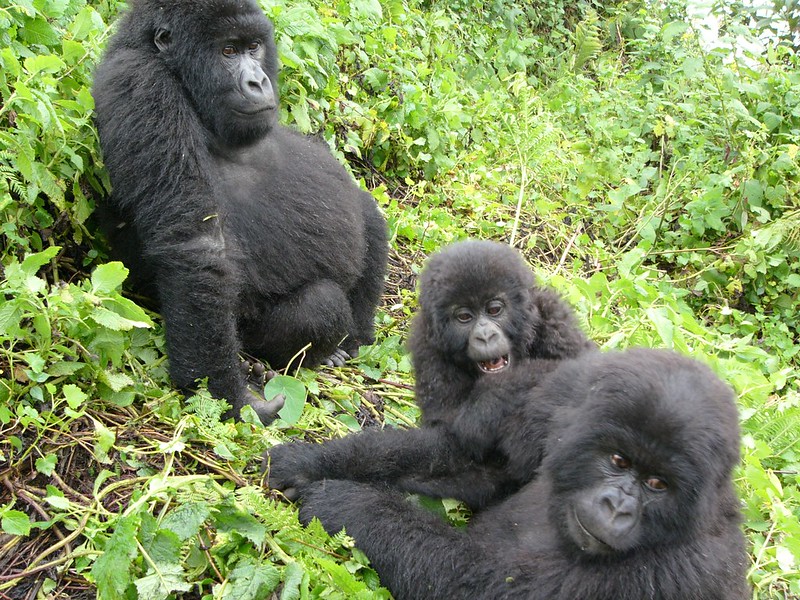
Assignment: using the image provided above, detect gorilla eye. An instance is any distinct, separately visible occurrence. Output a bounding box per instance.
[610,453,632,470]
[454,309,473,323]
[222,45,237,56]
[645,477,668,491]
[485,300,504,317]
[248,42,260,52]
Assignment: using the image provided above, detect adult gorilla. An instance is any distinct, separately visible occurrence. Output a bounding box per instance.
[298,349,750,600]
[265,241,594,507]
[92,0,388,422]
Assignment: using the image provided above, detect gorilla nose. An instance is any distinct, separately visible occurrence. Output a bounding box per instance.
[598,489,639,533]
[474,323,499,345]
[241,71,276,110]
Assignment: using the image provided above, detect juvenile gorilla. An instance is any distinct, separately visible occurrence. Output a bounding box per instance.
[265,241,594,507]
[299,349,750,600]
[409,240,595,425]
[92,0,388,422]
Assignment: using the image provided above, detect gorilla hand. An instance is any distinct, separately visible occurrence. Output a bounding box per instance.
[262,442,326,500]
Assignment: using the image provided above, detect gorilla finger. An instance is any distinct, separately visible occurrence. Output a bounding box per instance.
[281,486,299,502]
[251,361,266,378]
[250,393,285,425]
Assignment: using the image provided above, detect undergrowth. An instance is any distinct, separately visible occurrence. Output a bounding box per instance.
[0,0,798,598]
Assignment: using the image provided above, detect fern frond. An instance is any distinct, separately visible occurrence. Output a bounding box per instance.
[572,11,602,71]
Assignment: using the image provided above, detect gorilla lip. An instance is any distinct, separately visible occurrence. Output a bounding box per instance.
[572,508,612,553]
[478,355,509,373]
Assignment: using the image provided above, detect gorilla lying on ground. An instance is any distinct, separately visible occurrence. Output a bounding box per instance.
[92,0,388,423]
[265,241,594,507]
[299,349,750,600]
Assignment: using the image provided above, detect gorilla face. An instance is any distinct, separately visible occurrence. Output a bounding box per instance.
[419,240,538,375]
[152,0,280,145]
[545,348,740,557]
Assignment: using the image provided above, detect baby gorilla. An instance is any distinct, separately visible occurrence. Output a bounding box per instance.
[265,240,595,508]
[409,240,595,426]
[299,349,750,600]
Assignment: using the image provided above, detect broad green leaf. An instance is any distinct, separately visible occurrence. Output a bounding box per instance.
[61,384,90,412]
[221,557,280,600]
[99,370,134,392]
[20,246,59,277]
[91,262,129,294]
[23,54,65,75]
[1,510,32,536]
[20,16,60,47]
[279,561,306,600]
[267,376,307,425]
[91,513,139,599]
[161,501,211,541]
[92,418,116,463]
[35,454,57,476]
[135,564,191,600]
[90,306,146,331]
[70,6,104,41]
[214,502,267,547]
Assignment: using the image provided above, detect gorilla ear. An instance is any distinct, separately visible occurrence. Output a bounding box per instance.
[154,27,172,52]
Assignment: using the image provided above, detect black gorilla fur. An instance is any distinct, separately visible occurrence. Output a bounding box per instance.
[299,349,750,600]
[92,0,388,422]
[265,240,594,508]
[409,240,594,425]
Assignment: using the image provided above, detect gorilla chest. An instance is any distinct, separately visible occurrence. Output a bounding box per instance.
[213,146,366,290]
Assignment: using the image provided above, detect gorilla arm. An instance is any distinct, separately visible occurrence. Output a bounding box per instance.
[265,427,507,508]
[298,480,524,600]
[92,46,276,422]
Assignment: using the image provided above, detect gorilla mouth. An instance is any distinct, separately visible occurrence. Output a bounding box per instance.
[572,509,612,554]
[478,355,509,373]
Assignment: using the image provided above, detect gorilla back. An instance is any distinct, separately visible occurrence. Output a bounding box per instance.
[92,0,388,422]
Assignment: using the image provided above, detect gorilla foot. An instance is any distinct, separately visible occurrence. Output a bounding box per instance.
[321,347,353,367]
[241,357,278,388]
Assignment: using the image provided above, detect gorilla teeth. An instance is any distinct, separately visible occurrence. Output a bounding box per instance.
[478,355,509,373]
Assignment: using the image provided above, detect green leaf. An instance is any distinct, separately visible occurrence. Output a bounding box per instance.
[661,21,688,43]
[214,501,267,547]
[267,376,307,425]
[20,246,59,277]
[1,510,32,536]
[62,384,88,409]
[20,16,60,47]
[91,513,139,599]
[70,6,104,41]
[99,370,134,392]
[90,306,149,331]
[23,54,65,75]
[135,564,191,600]
[161,501,211,541]
[279,561,306,600]
[92,262,130,294]
[92,418,116,463]
[101,297,153,328]
[646,307,674,347]
[221,557,281,600]
[35,454,57,476]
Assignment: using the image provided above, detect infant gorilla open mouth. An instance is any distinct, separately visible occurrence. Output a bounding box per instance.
[478,355,509,373]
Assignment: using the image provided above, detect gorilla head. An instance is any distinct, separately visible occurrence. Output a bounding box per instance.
[543,348,741,557]
[129,0,279,144]
[416,240,538,375]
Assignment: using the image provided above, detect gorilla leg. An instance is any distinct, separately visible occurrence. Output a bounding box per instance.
[342,194,388,356]
[242,279,354,368]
